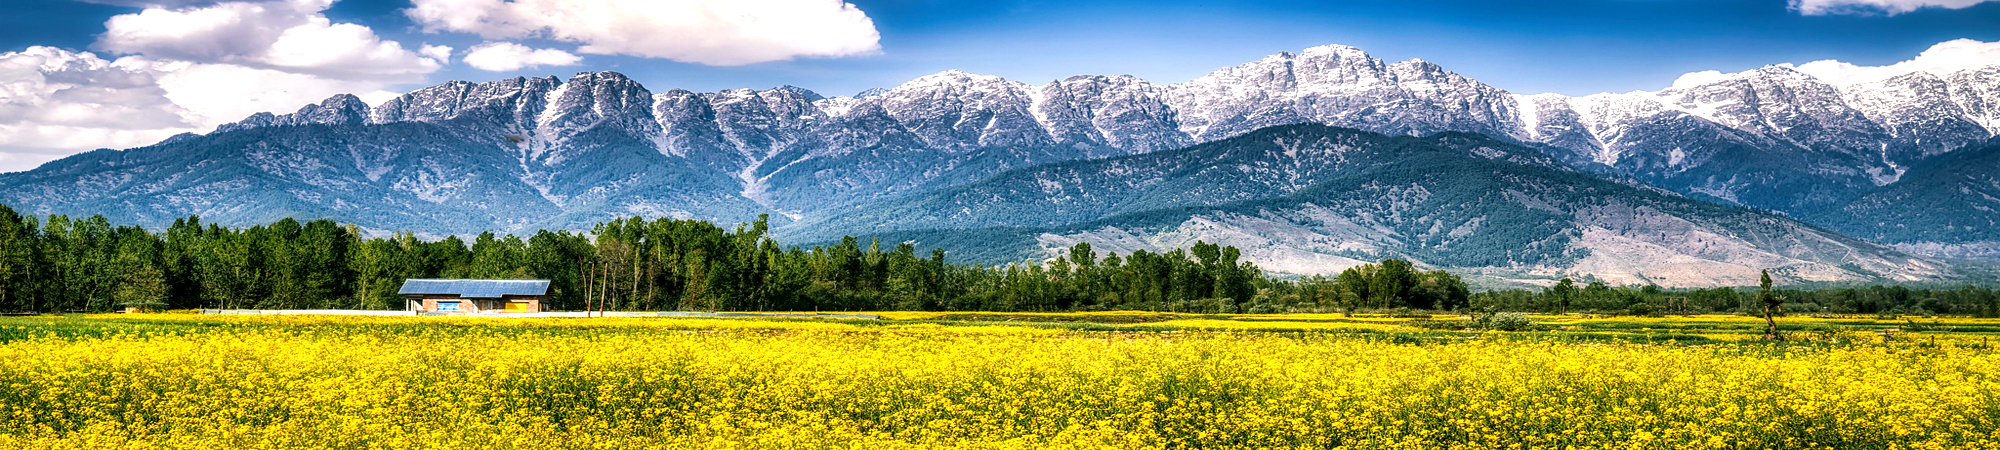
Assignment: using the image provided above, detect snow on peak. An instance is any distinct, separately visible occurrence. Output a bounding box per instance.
[563,71,642,88]
[770,85,825,102]
[1059,73,1149,85]
[1511,93,1571,138]
[1387,59,1448,77]
[904,69,1007,86]
[1659,40,2000,92]
[1296,44,1371,59]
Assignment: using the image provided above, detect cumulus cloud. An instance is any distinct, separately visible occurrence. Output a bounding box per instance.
[1791,38,2000,85]
[0,46,406,172]
[461,42,581,71]
[125,57,403,126]
[95,0,445,81]
[1790,0,1998,15]
[0,47,193,172]
[419,45,453,63]
[0,0,456,172]
[405,0,881,66]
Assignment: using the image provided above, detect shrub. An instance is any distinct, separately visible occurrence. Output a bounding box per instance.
[1475,312,1538,331]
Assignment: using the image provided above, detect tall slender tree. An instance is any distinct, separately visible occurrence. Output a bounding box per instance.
[1759,270,1784,341]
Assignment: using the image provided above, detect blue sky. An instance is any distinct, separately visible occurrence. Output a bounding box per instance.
[7,0,1999,95]
[0,0,1997,170]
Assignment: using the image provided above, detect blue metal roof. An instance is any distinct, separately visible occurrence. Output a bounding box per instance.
[398,279,550,298]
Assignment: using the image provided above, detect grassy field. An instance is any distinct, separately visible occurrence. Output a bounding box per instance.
[1,312,1996,449]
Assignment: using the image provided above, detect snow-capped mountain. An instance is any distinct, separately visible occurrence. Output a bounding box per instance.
[2,43,1996,282]
[804,125,1946,287]
[167,43,1997,220]
[2,72,765,235]
[1166,46,1524,142]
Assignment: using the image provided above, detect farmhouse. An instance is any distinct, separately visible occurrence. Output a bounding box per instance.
[399,279,549,313]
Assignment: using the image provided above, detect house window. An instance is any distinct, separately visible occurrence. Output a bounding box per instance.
[437,301,461,311]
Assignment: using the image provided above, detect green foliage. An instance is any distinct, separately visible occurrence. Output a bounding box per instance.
[1759,270,1783,310]
[1,202,1994,317]
[1549,278,1577,314]
[1249,260,1470,313]
[113,266,169,311]
[1465,279,2000,317]
[0,207,1267,313]
[1807,139,2000,244]
[1473,312,1538,331]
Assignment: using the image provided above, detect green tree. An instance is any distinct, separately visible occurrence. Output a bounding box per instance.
[0,205,37,311]
[350,236,405,310]
[1759,270,1784,341]
[1368,259,1416,309]
[1548,278,1577,314]
[114,266,170,312]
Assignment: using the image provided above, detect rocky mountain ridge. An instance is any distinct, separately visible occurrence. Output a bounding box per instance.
[205,44,2000,218]
[3,43,1996,285]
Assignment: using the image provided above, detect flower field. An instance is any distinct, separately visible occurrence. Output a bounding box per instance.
[1,313,1997,449]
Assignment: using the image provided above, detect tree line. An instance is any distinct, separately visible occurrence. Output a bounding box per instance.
[1465,278,2000,317]
[0,206,1267,313]
[1,204,1995,316]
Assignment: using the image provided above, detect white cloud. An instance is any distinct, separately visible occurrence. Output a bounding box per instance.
[1790,0,1998,15]
[95,0,444,81]
[125,57,402,126]
[461,42,581,71]
[1669,70,1730,90]
[405,0,881,66]
[419,44,454,63]
[0,47,194,172]
[1791,38,2000,85]
[0,0,456,172]
[0,46,406,172]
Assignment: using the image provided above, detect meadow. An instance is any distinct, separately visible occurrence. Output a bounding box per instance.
[1,312,1997,449]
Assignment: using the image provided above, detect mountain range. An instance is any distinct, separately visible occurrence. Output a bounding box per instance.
[2,44,1993,286]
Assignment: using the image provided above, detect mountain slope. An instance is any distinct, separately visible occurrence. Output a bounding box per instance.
[0,43,1994,280]
[216,44,2000,222]
[798,124,1943,287]
[1810,139,2000,259]
[0,73,768,234]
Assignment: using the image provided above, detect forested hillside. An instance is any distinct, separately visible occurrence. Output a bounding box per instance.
[1810,139,2000,259]
[797,125,1945,286]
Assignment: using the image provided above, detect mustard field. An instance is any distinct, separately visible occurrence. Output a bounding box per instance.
[1,313,1997,449]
